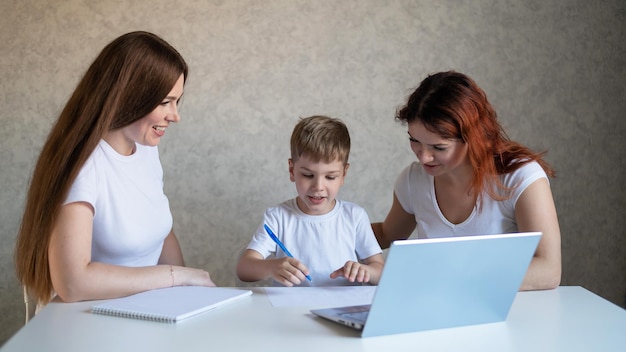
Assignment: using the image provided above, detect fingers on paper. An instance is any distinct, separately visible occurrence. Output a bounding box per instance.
[331,261,370,283]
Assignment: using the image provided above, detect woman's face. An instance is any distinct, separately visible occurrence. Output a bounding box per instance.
[128,74,184,145]
[407,120,470,177]
[109,74,185,155]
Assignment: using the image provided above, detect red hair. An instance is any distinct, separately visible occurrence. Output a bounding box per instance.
[396,71,555,201]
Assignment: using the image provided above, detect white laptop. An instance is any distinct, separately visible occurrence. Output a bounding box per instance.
[311,232,541,337]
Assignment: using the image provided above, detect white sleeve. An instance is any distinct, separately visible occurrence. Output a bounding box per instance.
[245,208,279,258]
[394,163,415,215]
[506,162,549,206]
[64,156,98,213]
[354,207,382,260]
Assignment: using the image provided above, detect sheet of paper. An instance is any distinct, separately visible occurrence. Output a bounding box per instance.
[264,286,376,308]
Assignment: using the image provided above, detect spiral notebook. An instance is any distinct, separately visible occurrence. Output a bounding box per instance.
[91,286,252,323]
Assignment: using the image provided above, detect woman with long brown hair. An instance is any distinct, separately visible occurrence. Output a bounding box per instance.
[372,71,561,291]
[15,31,215,309]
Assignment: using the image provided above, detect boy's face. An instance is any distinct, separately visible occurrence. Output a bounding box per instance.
[289,154,349,216]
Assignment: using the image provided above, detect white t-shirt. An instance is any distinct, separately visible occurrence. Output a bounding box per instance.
[395,161,548,238]
[246,198,382,287]
[64,140,173,266]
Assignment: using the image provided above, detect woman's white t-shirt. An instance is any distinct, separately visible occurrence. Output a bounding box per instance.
[64,140,173,266]
[394,161,548,238]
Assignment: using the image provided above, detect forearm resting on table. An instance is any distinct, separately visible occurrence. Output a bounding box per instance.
[236,251,270,282]
[519,254,561,291]
[51,262,178,303]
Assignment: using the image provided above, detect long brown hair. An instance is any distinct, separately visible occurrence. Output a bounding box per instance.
[15,31,188,304]
[396,71,555,202]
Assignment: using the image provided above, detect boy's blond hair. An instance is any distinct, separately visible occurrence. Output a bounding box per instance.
[290,115,350,165]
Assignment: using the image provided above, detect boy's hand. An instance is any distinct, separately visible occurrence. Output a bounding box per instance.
[330,261,371,283]
[270,257,310,287]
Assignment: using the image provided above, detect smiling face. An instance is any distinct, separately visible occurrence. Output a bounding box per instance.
[407,120,470,177]
[104,74,185,155]
[289,154,348,215]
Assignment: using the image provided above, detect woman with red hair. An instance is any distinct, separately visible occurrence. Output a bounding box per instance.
[372,71,561,291]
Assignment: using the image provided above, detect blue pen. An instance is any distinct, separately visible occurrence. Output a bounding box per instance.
[263,224,312,282]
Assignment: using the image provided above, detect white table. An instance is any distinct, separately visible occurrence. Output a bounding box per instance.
[2,286,625,352]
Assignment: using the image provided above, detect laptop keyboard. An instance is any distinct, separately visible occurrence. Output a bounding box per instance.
[340,310,369,322]
[338,305,371,323]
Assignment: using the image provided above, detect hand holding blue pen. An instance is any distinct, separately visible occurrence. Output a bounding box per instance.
[263,224,312,282]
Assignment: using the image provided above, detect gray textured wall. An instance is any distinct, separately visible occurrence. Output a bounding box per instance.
[1,0,624,345]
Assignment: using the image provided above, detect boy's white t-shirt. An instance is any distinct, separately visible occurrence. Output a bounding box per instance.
[394,161,548,238]
[246,198,382,286]
[64,140,173,266]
